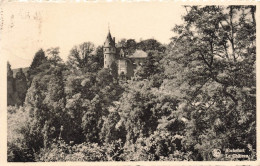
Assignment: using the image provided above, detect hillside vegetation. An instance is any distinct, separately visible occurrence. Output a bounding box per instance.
[7,6,256,161]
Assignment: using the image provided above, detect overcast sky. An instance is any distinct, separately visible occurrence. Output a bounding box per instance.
[1,2,186,69]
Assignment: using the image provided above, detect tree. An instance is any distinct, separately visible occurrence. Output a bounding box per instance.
[28,49,47,71]
[162,5,256,160]
[100,107,126,144]
[27,49,48,85]
[81,95,103,143]
[118,38,127,48]
[23,79,47,155]
[67,42,95,71]
[65,71,103,143]
[15,68,28,106]
[137,39,166,53]
[125,39,136,55]
[7,62,16,106]
[46,47,62,66]
[7,106,34,161]
[95,46,104,69]
[118,80,159,144]
[110,61,118,79]
[135,50,165,88]
[43,67,67,142]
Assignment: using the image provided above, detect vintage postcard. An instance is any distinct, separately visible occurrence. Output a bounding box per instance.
[0,0,258,165]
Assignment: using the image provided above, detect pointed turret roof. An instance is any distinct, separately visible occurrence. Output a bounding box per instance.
[104,30,115,47]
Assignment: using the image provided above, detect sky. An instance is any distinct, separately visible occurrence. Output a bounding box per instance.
[0,2,186,69]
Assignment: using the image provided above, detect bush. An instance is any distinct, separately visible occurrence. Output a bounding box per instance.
[36,139,124,161]
[7,106,35,162]
[121,130,192,161]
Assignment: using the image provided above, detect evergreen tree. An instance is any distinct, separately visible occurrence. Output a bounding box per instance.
[7,62,16,106]
[24,80,46,154]
[27,49,48,85]
[29,49,47,70]
[15,68,28,106]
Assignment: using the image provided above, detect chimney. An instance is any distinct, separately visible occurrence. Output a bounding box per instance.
[113,37,115,43]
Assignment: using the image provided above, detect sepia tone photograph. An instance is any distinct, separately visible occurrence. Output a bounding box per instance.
[1,1,257,162]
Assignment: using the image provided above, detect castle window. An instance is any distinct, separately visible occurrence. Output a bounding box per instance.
[105,55,106,58]
[105,61,106,64]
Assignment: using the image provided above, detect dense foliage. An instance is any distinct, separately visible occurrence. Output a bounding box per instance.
[7,6,256,161]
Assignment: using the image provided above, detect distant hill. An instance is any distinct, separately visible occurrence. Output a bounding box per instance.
[13,67,29,78]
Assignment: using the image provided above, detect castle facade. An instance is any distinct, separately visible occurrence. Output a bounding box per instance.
[103,31,147,79]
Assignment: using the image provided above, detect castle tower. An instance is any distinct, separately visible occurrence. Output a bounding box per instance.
[103,30,116,68]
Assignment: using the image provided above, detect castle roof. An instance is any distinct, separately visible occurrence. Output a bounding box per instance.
[104,31,115,47]
[128,50,148,58]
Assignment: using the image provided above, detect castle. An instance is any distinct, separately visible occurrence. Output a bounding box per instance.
[103,30,147,79]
